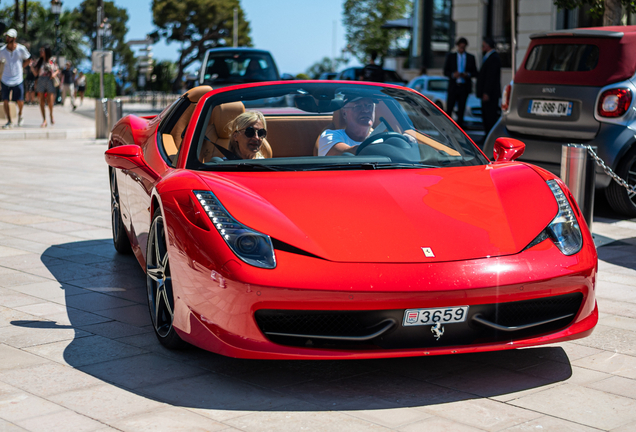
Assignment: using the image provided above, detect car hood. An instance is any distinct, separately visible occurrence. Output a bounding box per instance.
[198,163,558,263]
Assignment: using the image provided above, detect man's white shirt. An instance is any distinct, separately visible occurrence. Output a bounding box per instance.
[0,43,30,86]
[317,129,361,156]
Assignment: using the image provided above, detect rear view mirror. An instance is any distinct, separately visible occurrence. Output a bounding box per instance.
[493,137,525,162]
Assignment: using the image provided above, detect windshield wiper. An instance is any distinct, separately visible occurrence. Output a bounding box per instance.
[304,162,438,171]
[205,163,294,172]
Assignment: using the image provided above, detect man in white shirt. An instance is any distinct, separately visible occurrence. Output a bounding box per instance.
[317,96,375,156]
[0,29,30,128]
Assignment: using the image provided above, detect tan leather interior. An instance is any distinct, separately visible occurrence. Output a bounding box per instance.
[162,134,178,159]
[267,116,331,158]
[169,85,213,150]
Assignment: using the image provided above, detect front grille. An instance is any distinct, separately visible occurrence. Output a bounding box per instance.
[254,292,584,349]
[485,293,582,327]
[255,312,367,336]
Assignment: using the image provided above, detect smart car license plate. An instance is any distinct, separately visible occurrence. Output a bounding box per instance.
[528,100,573,116]
[403,306,469,326]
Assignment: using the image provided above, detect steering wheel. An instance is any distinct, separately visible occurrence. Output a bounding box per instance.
[356,132,411,155]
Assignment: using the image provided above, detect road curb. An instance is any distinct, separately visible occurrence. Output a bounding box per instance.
[0,128,95,140]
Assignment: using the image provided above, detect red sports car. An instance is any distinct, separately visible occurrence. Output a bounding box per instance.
[105,81,597,359]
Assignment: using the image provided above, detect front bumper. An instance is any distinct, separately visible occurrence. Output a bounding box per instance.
[169,235,598,359]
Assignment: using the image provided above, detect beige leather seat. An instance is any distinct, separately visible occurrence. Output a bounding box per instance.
[170,85,213,151]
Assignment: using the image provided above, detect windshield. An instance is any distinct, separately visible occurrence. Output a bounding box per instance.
[203,51,279,84]
[186,82,487,172]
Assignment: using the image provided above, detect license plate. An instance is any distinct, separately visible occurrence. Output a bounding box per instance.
[403,306,469,326]
[528,100,573,116]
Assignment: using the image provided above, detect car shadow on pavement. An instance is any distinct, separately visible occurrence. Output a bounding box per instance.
[12,239,574,412]
[596,236,636,271]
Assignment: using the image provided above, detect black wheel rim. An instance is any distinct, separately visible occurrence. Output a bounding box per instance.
[110,168,122,241]
[147,215,175,338]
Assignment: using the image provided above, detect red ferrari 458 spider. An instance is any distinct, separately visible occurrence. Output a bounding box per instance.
[105,81,598,359]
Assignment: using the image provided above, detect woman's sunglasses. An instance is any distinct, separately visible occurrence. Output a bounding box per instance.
[242,126,267,139]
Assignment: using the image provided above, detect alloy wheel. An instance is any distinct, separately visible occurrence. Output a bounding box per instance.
[147,215,175,338]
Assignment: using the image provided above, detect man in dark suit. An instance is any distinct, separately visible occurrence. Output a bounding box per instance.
[476,36,502,138]
[443,37,477,129]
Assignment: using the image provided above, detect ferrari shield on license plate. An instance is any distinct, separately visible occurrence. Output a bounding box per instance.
[403,306,469,326]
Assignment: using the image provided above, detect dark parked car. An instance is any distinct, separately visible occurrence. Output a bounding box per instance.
[198,47,280,87]
[335,67,407,85]
[484,26,636,216]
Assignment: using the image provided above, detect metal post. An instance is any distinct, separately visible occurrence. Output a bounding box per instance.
[561,144,596,230]
[511,0,516,78]
[107,98,122,131]
[97,3,104,100]
[95,98,108,139]
[233,7,238,47]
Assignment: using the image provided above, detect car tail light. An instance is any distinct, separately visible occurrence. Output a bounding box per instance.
[598,88,632,117]
[501,83,512,113]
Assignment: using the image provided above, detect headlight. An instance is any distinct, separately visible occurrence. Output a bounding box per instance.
[524,181,583,255]
[194,191,276,269]
[544,180,583,255]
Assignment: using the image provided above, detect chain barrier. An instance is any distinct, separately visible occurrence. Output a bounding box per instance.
[581,145,636,195]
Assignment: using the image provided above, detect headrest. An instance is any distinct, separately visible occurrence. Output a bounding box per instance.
[185,85,213,103]
[332,109,346,130]
[212,102,246,139]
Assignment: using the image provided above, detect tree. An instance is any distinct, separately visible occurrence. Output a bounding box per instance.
[151,0,252,92]
[305,56,347,79]
[151,60,178,93]
[343,0,411,65]
[553,0,636,26]
[70,0,136,80]
[0,2,87,65]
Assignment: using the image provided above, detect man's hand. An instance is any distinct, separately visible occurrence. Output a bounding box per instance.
[482,94,490,102]
[452,71,460,79]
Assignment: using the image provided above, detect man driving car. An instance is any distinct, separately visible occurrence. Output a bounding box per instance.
[317,96,375,156]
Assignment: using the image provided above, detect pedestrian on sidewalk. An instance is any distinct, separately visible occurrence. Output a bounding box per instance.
[60,61,77,110]
[31,45,59,127]
[74,71,86,106]
[476,36,501,139]
[0,29,31,129]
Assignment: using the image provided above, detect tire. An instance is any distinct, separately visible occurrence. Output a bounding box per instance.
[605,146,636,217]
[146,209,188,349]
[109,168,132,254]
[435,100,445,110]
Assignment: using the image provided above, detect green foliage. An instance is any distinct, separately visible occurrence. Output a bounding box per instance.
[305,56,347,79]
[151,0,252,91]
[85,72,116,98]
[295,73,310,80]
[70,1,136,80]
[343,0,411,64]
[553,0,636,19]
[150,60,178,93]
[0,2,88,65]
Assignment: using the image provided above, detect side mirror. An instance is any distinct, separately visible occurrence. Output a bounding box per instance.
[105,145,160,182]
[280,73,295,81]
[493,137,525,162]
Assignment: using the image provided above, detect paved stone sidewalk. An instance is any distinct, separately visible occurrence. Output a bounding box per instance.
[0,136,635,431]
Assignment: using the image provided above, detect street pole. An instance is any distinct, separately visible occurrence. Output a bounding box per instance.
[97,1,104,100]
[233,7,238,47]
[23,0,26,34]
[511,0,516,79]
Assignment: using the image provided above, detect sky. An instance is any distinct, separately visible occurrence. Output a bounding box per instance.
[42,0,360,75]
